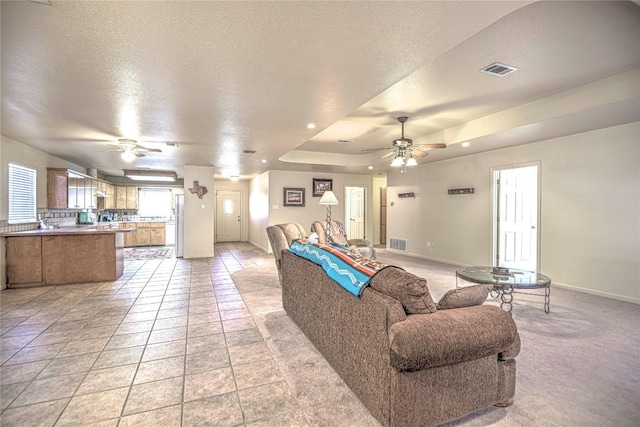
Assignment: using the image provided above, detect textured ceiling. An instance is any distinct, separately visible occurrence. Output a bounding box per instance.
[1,1,639,180]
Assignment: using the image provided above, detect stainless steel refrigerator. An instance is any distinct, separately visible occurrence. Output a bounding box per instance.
[175,194,184,257]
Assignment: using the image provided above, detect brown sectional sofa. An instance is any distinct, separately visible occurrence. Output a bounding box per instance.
[267,224,520,426]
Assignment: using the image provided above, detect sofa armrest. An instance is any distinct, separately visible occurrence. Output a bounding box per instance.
[499,332,521,360]
[347,238,371,247]
[388,305,518,371]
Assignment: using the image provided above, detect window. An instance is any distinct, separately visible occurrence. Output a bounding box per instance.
[8,163,37,224]
[137,188,172,218]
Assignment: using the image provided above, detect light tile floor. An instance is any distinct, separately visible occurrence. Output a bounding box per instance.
[0,242,302,427]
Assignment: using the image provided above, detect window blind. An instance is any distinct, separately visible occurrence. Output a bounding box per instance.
[138,188,172,218]
[8,163,37,224]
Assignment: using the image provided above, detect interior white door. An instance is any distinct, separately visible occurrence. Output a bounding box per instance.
[345,186,366,239]
[216,190,241,242]
[494,165,539,271]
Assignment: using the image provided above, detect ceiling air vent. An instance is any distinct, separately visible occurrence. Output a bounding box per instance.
[337,139,353,144]
[243,150,257,154]
[480,62,518,77]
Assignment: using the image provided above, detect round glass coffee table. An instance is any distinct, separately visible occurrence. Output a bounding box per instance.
[456,266,551,314]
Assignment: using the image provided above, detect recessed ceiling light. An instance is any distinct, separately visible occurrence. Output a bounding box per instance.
[261,159,267,163]
[368,166,373,170]
[307,123,316,129]
[462,142,470,147]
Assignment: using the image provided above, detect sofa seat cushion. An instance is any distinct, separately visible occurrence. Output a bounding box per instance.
[388,305,518,371]
[369,267,436,314]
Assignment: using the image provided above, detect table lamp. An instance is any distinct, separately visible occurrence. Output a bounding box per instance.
[319,190,339,242]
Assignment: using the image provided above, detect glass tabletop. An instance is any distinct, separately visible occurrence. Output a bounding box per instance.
[456,266,551,289]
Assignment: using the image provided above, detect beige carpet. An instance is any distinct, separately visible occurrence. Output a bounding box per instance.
[231,250,640,426]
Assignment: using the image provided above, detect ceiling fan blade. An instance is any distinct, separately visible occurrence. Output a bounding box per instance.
[134,145,162,153]
[416,143,447,150]
[411,149,429,158]
[378,151,396,160]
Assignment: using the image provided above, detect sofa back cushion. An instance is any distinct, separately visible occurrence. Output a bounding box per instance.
[369,267,436,314]
[277,223,307,246]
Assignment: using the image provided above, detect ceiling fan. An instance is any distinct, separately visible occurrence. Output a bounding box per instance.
[105,139,162,162]
[363,116,446,168]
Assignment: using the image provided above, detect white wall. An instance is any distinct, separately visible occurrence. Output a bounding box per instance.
[372,173,387,245]
[213,180,250,242]
[265,170,374,252]
[387,122,640,303]
[183,165,215,258]
[1,136,90,290]
[248,171,270,251]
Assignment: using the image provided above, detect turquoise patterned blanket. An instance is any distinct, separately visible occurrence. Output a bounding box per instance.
[289,240,390,296]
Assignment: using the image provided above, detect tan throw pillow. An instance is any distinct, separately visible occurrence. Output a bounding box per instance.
[369,267,436,314]
[436,284,492,310]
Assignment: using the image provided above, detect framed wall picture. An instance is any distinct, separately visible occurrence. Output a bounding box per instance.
[312,178,333,197]
[283,187,305,207]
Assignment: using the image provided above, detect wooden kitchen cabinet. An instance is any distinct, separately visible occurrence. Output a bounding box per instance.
[115,186,127,209]
[47,168,98,209]
[6,237,43,285]
[126,186,138,209]
[104,183,115,209]
[121,222,137,247]
[85,178,98,209]
[135,223,150,246]
[47,169,69,209]
[149,227,165,246]
[115,186,138,209]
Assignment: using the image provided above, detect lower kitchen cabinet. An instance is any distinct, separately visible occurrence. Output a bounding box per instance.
[123,222,166,247]
[6,236,43,285]
[5,231,127,287]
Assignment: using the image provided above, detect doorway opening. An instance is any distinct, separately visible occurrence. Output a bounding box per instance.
[492,163,540,271]
[344,186,367,240]
[215,190,242,242]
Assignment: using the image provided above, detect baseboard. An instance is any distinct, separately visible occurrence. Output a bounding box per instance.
[388,249,468,267]
[389,250,640,305]
[249,240,269,253]
[552,281,640,305]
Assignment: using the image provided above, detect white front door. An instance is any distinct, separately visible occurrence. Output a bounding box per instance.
[493,164,539,271]
[345,186,366,239]
[216,190,241,242]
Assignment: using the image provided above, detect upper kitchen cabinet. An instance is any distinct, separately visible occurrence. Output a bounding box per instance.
[126,186,138,209]
[85,178,98,209]
[98,181,116,209]
[47,168,86,209]
[47,168,101,210]
[115,186,138,209]
[47,169,68,208]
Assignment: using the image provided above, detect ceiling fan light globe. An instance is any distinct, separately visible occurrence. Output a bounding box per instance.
[406,157,417,167]
[390,156,404,167]
[121,150,136,162]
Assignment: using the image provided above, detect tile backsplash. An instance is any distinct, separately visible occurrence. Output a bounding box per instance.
[0,208,142,234]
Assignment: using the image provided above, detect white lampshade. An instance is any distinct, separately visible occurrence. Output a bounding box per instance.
[319,190,339,205]
[390,155,404,167]
[406,156,417,167]
[121,149,136,162]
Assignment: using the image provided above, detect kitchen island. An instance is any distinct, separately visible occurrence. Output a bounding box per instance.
[3,226,136,288]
